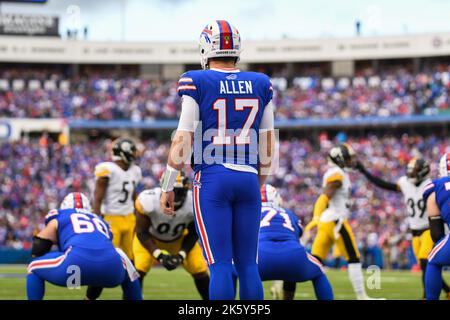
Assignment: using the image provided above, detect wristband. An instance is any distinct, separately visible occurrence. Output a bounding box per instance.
[179,250,187,260]
[153,248,170,259]
[152,249,162,259]
[160,165,180,192]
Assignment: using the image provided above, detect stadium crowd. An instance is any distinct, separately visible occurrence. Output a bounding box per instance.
[1,133,448,269]
[0,65,449,120]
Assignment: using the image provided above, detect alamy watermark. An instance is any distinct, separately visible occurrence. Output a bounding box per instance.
[366,265,382,290]
[66,265,81,290]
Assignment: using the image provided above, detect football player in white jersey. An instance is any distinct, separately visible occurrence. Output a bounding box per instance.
[356,157,450,299]
[134,172,209,300]
[86,137,142,300]
[305,144,382,300]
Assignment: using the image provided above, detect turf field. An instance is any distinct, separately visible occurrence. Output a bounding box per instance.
[1,265,449,300]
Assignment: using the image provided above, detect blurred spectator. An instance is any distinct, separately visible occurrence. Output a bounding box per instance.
[0,65,448,120]
[1,132,449,270]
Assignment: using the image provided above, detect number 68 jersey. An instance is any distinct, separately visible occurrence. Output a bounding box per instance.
[94,161,142,216]
[135,188,194,242]
[397,176,431,231]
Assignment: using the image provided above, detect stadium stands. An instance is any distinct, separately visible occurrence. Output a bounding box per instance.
[1,133,449,268]
[0,65,448,120]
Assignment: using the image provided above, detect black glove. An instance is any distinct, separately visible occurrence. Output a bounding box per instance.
[154,249,178,271]
[167,253,184,269]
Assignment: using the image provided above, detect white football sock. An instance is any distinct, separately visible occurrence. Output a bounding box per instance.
[348,262,368,300]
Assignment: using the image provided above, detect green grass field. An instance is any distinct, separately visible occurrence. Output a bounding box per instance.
[1,265,449,300]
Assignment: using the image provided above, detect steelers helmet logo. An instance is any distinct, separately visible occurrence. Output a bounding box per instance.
[121,141,131,152]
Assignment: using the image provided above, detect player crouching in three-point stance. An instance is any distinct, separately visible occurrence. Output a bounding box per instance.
[258,184,334,300]
[159,20,275,300]
[133,172,210,299]
[305,144,382,300]
[356,157,450,299]
[26,192,142,300]
[423,153,450,300]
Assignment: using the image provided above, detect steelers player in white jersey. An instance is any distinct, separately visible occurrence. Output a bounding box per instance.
[134,171,209,300]
[356,157,450,299]
[305,144,382,300]
[85,137,142,300]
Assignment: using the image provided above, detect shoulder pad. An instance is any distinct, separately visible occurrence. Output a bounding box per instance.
[177,71,199,101]
[324,167,344,184]
[45,209,59,225]
[423,180,436,202]
[136,189,159,215]
[95,162,113,179]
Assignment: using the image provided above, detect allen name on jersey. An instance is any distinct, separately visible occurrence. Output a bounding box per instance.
[219,79,253,95]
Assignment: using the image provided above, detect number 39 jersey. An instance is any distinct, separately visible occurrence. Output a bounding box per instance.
[135,188,194,242]
[45,208,113,252]
[94,161,142,216]
[178,68,273,174]
[397,176,431,230]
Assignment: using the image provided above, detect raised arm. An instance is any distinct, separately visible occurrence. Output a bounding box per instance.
[356,161,400,192]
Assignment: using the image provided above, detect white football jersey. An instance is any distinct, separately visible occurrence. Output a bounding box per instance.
[320,166,352,222]
[136,188,194,242]
[94,161,142,216]
[397,176,431,230]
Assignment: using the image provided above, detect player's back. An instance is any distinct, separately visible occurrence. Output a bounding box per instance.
[424,177,450,224]
[259,204,302,242]
[178,68,273,173]
[46,208,114,253]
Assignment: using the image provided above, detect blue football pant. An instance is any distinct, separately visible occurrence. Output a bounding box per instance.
[258,240,334,300]
[26,247,142,300]
[192,166,263,300]
[425,234,450,300]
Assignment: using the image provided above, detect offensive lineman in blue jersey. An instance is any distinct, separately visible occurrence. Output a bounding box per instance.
[423,153,450,299]
[159,20,275,300]
[258,184,334,300]
[26,192,142,300]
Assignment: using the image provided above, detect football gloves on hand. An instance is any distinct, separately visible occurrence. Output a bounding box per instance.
[153,249,186,271]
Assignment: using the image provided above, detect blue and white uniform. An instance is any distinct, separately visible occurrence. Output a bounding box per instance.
[258,203,334,300]
[423,177,450,299]
[177,67,273,300]
[26,207,141,300]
